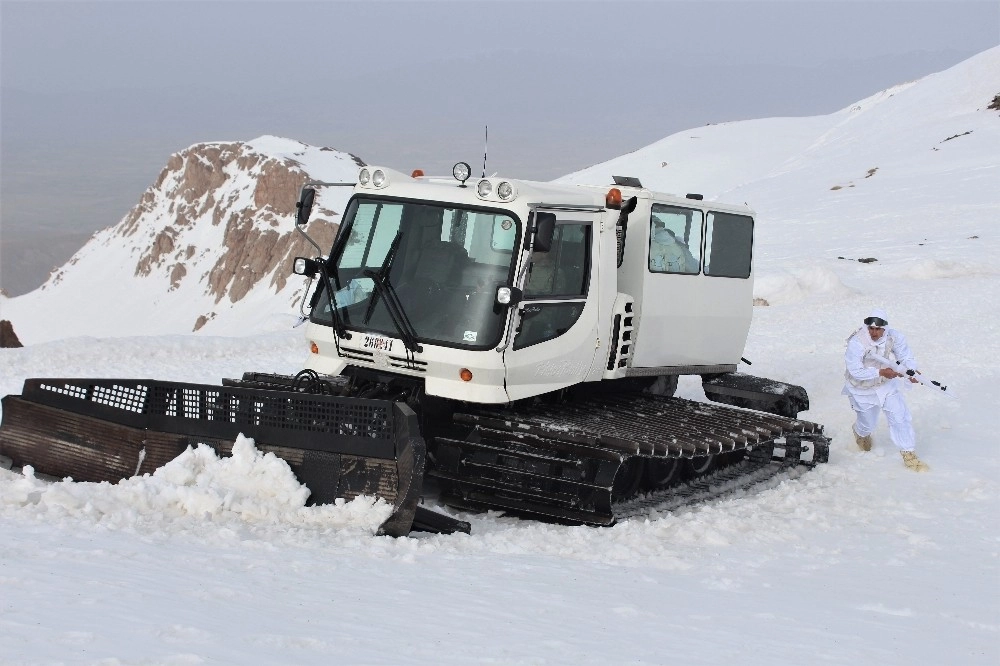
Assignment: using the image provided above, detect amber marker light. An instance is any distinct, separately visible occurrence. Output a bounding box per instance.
[606,188,622,210]
[310,341,319,354]
[411,169,425,178]
[459,368,473,382]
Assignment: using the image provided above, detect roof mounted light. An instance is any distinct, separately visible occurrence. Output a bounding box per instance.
[453,162,471,185]
[411,169,425,178]
[473,177,518,202]
[359,167,391,188]
[606,188,623,210]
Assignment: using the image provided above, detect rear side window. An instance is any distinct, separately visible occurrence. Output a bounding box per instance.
[704,212,753,278]
[649,204,702,275]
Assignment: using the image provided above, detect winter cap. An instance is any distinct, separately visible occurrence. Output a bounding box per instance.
[864,307,889,328]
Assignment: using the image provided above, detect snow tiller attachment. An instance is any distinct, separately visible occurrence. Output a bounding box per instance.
[0,378,467,536]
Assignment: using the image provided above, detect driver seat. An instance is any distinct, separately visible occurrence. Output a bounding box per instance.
[419,240,468,284]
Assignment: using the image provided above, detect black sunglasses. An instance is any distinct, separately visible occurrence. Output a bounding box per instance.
[864,317,888,328]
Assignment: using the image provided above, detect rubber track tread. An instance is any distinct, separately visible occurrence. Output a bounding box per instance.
[432,394,829,525]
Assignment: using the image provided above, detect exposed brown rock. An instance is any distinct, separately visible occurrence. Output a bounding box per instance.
[198,192,217,218]
[193,312,216,332]
[253,159,308,216]
[180,143,237,203]
[135,228,178,277]
[169,263,187,291]
[204,214,338,303]
[112,139,349,307]
[0,320,24,348]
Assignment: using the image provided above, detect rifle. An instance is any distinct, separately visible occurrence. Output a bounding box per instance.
[869,351,952,397]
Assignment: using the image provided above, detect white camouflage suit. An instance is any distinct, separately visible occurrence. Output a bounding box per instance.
[649,227,698,274]
[841,308,918,451]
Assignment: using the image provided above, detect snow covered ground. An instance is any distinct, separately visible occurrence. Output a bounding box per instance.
[1,49,998,665]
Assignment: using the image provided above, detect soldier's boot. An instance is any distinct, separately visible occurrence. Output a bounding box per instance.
[853,430,873,452]
[901,450,930,472]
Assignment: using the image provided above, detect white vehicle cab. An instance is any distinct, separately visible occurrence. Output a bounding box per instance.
[294,164,758,405]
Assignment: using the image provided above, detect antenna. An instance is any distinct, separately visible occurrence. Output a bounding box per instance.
[481,125,488,178]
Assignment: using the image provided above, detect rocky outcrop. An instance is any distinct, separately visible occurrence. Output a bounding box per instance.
[0,320,23,348]
[114,138,350,308]
[192,313,215,332]
[135,228,178,277]
[205,215,338,303]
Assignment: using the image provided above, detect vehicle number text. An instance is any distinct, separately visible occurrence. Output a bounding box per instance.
[363,335,395,353]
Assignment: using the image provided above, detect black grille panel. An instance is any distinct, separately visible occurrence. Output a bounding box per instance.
[21,378,398,459]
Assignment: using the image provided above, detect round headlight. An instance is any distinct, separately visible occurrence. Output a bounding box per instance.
[497,181,513,200]
[496,287,512,305]
[372,169,386,187]
[453,162,471,183]
[359,168,370,185]
[477,179,492,197]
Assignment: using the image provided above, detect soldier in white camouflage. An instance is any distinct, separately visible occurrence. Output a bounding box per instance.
[842,308,929,472]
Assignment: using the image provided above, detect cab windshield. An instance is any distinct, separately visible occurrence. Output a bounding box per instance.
[310,197,520,349]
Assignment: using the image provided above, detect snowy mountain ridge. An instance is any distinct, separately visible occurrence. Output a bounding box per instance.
[4,137,362,340]
[561,46,998,219]
[3,47,998,344]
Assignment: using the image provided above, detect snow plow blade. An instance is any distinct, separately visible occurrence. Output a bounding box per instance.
[0,378,454,537]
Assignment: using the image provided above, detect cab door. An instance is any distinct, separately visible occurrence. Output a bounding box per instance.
[632,205,754,368]
[503,215,602,401]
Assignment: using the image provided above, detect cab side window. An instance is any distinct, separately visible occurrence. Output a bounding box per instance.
[648,205,702,275]
[704,212,753,278]
[524,224,589,297]
[515,223,590,349]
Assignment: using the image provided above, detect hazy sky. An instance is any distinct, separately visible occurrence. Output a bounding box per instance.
[1,0,998,295]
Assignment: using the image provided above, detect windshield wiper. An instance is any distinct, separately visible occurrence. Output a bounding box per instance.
[363,231,400,324]
[363,275,422,354]
[361,232,422,353]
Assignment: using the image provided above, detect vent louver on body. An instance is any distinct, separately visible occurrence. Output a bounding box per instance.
[605,297,635,376]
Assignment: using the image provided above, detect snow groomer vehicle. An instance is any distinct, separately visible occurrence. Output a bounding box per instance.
[0,161,829,536]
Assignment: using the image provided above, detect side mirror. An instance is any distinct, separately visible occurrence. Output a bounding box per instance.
[296,188,316,226]
[293,256,320,278]
[530,212,556,252]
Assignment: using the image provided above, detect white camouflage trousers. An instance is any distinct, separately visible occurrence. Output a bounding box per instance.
[847,391,916,452]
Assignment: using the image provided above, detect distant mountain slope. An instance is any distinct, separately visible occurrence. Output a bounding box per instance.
[559,46,999,267]
[561,47,998,213]
[3,48,997,344]
[3,137,363,343]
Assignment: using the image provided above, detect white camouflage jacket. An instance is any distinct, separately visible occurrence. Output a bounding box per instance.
[843,326,918,392]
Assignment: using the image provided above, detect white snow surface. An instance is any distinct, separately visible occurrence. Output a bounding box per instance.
[1,48,999,665]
